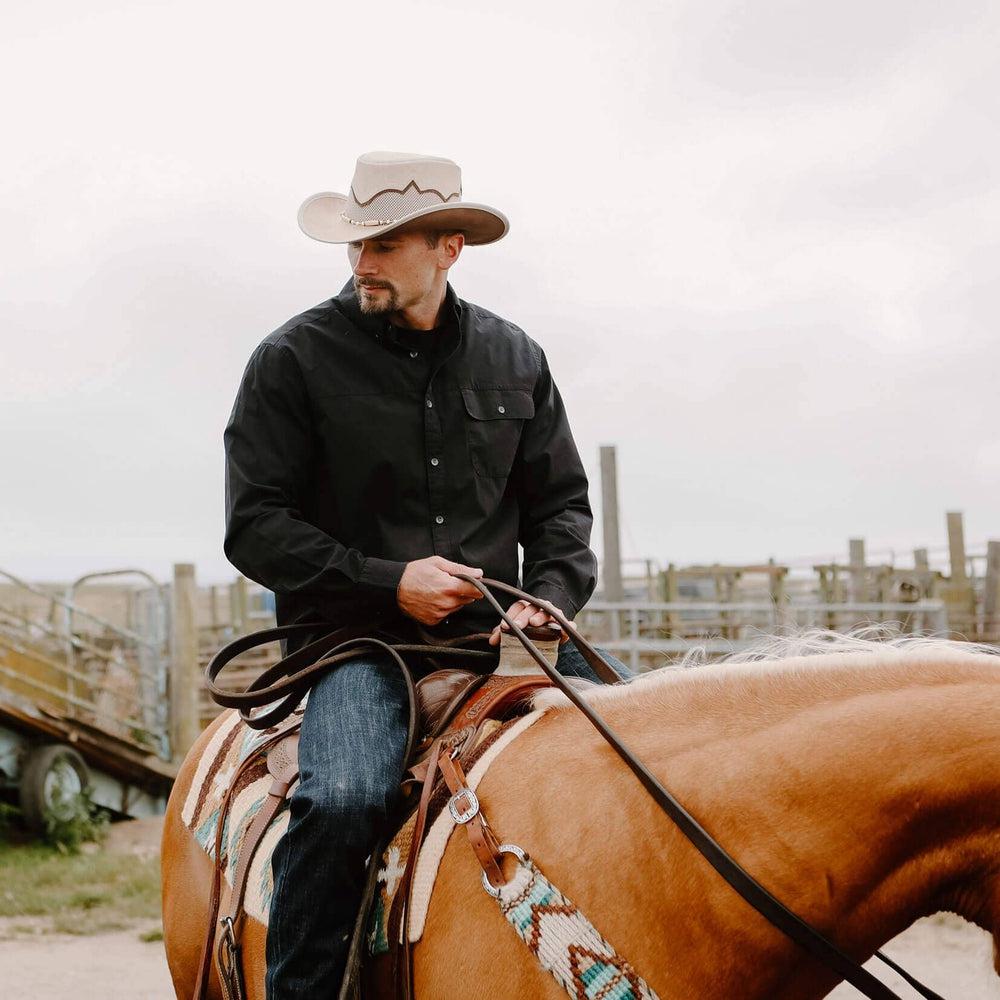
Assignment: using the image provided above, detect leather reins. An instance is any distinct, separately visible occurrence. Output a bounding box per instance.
[204,577,944,1000]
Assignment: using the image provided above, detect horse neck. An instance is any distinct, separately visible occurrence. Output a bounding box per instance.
[590,652,1000,994]
[794,672,1000,939]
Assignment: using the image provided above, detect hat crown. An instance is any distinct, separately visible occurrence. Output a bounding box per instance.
[345,151,462,227]
[296,150,508,245]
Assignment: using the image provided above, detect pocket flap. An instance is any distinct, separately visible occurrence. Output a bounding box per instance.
[461,388,535,421]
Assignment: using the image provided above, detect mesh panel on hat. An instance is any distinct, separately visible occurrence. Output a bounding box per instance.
[343,182,461,225]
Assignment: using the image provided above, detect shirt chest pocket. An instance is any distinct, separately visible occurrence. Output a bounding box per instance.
[461,388,535,478]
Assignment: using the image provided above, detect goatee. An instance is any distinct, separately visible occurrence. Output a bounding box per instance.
[355,279,398,315]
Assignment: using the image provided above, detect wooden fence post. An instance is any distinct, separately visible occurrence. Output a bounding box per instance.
[945,511,975,637]
[599,445,624,602]
[984,540,1000,642]
[229,576,249,635]
[661,563,680,638]
[768,558,791,629]
[947,512,968,582]
[170,563,200,762]
[849,538,867,606]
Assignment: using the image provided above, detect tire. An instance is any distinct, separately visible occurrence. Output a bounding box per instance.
[18,743,92,834]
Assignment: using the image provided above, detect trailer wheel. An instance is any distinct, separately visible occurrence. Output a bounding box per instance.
[19,744,92,833]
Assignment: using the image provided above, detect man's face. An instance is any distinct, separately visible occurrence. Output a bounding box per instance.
[347,229,446,316]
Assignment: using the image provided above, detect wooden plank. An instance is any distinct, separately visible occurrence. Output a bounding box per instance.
[0,700,177,785]
[230,576,249,635]
[599,445,623,601]
[984,541,1000,641]
[170,563,200,763]
[849,538,867,603]
[947,511,968,582]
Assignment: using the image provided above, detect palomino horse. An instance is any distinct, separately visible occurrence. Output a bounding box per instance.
[161,629,1000,998]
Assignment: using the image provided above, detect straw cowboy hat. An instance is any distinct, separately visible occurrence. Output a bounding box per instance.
[297,151,509,246]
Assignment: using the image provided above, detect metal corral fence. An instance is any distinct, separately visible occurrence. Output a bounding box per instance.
[576,600,950,674]
[0,566,175,828]
[0,567,171,758]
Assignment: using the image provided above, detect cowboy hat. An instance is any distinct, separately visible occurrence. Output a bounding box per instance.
[297,151,509,246]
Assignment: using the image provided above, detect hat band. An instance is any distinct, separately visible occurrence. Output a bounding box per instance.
[341,213,403,227]
[341,182,461,229]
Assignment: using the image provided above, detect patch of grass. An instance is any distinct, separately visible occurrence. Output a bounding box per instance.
[50,911,132,935]
[138,927,164,943]
[67,889,110,910]
[0,801,19,836]
[0,839,161,933]
[9,923,42,936]
[42,783,110,853]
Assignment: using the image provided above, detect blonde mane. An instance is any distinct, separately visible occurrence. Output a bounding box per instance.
[533,624,1000,712]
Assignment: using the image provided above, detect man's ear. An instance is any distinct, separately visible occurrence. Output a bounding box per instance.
[439,233,465,270]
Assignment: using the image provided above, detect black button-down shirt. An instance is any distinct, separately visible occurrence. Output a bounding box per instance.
[223,279,597,640]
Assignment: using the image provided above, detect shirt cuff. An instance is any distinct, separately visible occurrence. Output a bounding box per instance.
[523,580,579,620]
[358,557,408,592]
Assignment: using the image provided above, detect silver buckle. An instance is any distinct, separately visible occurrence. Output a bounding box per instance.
[447,787,480,824]
[217,915,238,976]
[482,843,529,898]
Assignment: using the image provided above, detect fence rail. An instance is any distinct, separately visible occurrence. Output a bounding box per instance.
[576,600,951,672]
[0,566,170,760]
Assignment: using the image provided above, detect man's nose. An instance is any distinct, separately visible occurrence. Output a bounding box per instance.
[353,245,378,275]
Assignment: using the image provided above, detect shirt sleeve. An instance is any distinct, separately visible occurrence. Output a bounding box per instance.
[223,341,407,606]
[514,343,598,618]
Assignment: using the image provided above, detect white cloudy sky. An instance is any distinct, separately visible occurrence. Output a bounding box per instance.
[2,0,998,585]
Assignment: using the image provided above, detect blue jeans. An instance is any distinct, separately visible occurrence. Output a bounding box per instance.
[264,641,630,999]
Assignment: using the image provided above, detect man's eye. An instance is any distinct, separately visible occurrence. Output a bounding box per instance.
[377,245,394,252]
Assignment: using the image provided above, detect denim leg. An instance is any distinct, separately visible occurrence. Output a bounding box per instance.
[555,640,633,683]
[265,651,410,1000]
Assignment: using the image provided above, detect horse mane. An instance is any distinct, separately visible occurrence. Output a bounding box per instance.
[532,623,1000,712]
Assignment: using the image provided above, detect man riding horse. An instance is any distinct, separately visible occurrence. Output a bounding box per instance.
[222,150,629,999]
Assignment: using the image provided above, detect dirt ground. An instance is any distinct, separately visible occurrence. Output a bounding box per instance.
[0,926,176,998]
[827,915,999,998]
[0,914,995,998]
[1,816,998,998]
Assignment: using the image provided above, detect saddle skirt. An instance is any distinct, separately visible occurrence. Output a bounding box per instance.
[181,700,309,924]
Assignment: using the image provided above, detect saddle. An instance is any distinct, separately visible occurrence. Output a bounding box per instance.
[196,624,579,1000]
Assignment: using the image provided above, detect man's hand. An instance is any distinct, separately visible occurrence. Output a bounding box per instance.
[488,599,570,646]
[397,556,485,626]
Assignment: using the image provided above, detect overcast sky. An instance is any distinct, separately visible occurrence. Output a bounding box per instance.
[2,0,998,585]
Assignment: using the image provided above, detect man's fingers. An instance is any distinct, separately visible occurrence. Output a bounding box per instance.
[501,602,546,633]
[446,580,486,600]
[499,600,530,631]
[436,558,483,579]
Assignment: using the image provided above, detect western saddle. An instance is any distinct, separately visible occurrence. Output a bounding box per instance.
[195,624,588,1000]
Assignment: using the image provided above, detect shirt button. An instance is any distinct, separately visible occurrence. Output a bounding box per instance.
[435,514,445,524]
[497,404,506,414]
[426,398,433,409]
[410,350,418,358]
[430,457,439,467]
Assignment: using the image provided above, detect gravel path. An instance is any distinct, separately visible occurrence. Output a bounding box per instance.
[0,925,175,998]
[0,913,996,998]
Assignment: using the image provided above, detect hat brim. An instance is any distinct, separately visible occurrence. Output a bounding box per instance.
[297,192,509,246]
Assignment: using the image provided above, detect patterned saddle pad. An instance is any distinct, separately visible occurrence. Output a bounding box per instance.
[181,696,308,924]
[181,694,546,938]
